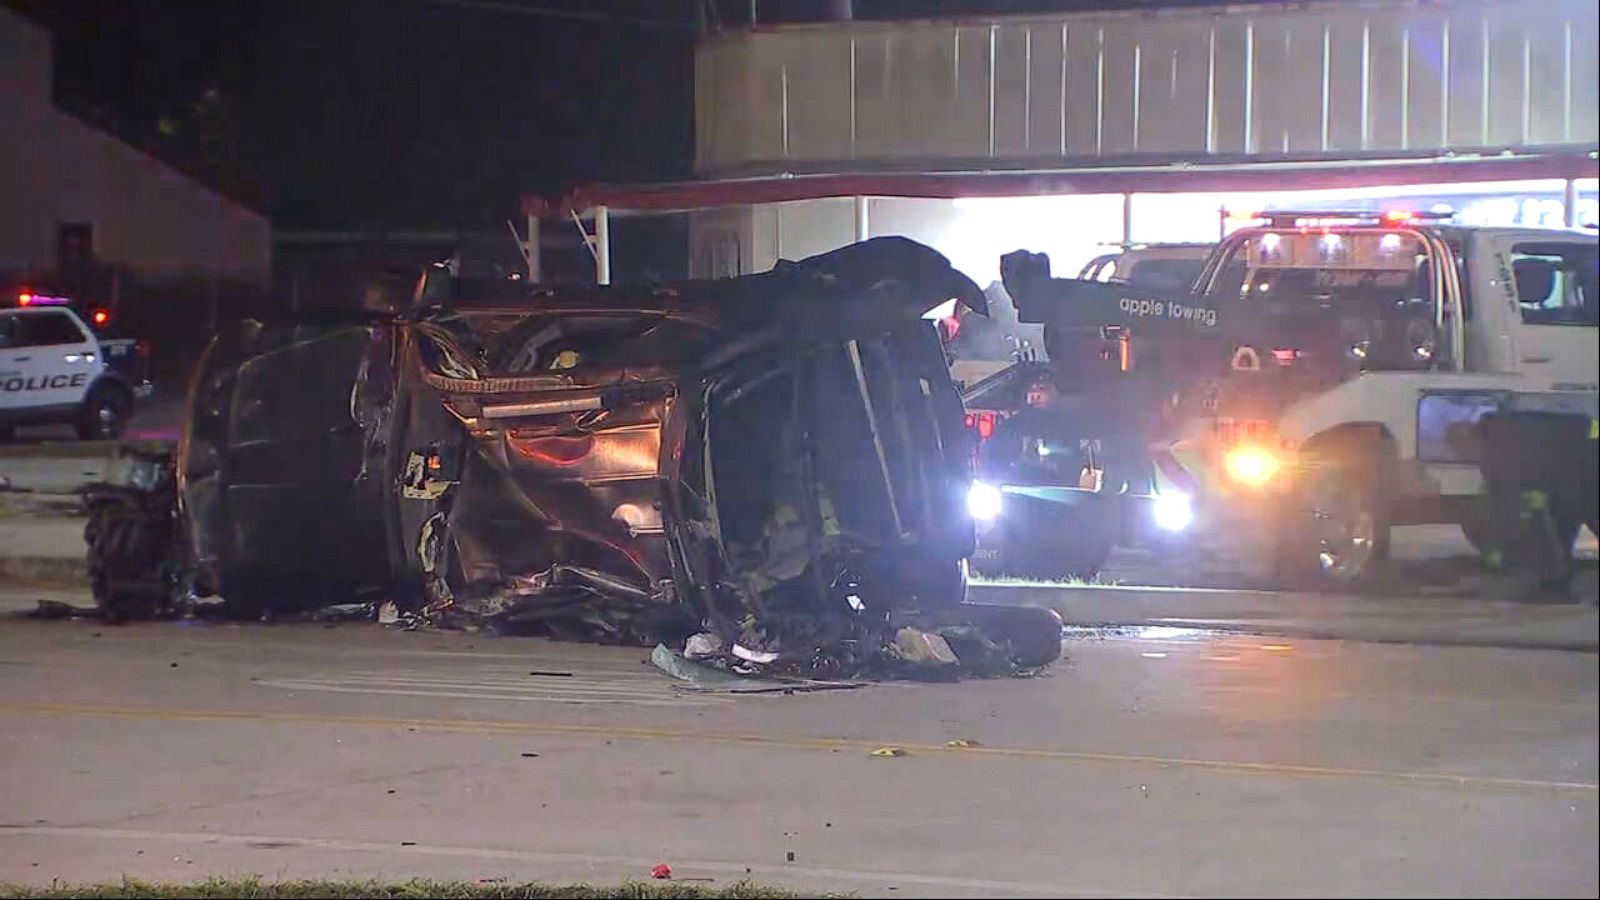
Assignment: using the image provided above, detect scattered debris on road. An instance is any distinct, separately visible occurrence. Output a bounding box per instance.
[310,602,376,622]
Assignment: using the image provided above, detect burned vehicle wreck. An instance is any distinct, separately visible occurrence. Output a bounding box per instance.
[86,238,1063,674]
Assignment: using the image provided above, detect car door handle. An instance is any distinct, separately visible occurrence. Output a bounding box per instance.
[1522,355,1553,364]
[12,356,29,362]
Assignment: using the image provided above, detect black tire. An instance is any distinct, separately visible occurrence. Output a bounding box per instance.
[77,385,131,441]
[961,602,1064,668]
[0,426,15,442]
[1279,452,1391,590]
[85,503,161,620]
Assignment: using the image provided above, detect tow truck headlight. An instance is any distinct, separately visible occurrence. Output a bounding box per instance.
[1225,445,1281,488]
[967,482,1003,521]
[1152,492,1194,532]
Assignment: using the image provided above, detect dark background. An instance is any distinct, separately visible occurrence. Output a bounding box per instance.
[8,0,1271,232]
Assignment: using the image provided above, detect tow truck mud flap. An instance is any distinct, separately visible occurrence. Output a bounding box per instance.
[1476,411,1599,591]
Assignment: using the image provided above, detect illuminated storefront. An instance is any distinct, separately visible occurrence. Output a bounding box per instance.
[537,0,1597,287]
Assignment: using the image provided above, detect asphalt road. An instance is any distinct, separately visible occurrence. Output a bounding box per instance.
[0,616,1594,897]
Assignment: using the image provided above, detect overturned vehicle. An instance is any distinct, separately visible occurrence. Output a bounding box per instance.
[86,238,1062,674]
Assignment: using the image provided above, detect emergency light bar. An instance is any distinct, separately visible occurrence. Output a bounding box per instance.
[15,292,74,307]
[1229,209,1456,229]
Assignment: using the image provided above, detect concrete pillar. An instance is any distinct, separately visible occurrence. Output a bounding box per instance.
[595,205,612,285]
[525,213,541,283]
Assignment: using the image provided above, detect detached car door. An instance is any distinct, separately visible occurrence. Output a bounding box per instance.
[212,324,392,602]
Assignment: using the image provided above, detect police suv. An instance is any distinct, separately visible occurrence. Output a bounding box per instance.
[0,293,152,440]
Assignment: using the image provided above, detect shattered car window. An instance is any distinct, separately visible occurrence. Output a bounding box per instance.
[492,316,714,375]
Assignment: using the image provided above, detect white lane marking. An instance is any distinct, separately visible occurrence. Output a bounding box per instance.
[257,682,720,707]
[0,824,1186,899]
[257,667,731,708]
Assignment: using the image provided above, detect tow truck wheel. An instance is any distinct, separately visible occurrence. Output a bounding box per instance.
[1281,458,1390,590]
[77,385,131,441]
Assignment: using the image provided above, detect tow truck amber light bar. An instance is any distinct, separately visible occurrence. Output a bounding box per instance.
[1228,209,1454,229]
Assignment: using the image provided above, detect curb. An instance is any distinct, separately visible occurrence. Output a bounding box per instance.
[0,492,84,518]
[973,583,1600,652]
[0,439,174,461]
[0,441,119,461]
[0,555,87,588]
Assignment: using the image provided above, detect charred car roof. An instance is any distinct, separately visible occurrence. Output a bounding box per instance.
[421,237,988,328]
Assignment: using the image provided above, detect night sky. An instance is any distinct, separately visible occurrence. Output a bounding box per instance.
[9,0,1273,231]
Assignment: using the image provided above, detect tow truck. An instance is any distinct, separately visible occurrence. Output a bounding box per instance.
[0,290,152,440]
[965,210,1598,586]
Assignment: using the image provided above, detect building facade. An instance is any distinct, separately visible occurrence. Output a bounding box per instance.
[0,6,271,290]
[543,0,1599,286]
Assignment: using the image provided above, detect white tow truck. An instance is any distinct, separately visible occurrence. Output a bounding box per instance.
[0,293,152,440]
[979,210,1598,585]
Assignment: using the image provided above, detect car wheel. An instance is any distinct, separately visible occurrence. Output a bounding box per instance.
[77,386,131,441]
[0,426,14,443]
[85,503,164,620]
